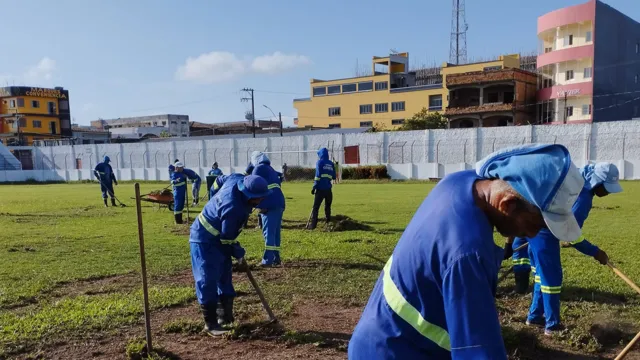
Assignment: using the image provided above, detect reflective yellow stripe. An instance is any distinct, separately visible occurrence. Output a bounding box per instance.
[198,213,220,237]
[540,285,562,294]
[173,181,186,187]
[174,210,183,215]
[534,275,541,283]
[512,258,531,266]
[213,181,220,191]
[531,266,537,273]
[382,256,451,351]
[243,172,249,176]
[98,171,105,174]
[221,240,238,245]
[570,236,586,245]
[267,183,280,189]
[314,177,321,180]
[321,174,333,179]
[265,245,280,251]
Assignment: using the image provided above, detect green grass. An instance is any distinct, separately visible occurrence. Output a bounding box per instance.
[0,181,639,357]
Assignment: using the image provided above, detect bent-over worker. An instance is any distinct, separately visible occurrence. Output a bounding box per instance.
[94,156,118,207]
[170,162,201,224]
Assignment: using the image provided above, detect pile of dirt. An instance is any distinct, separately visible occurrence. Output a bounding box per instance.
[326,215,373,232]
[225,321,285,341]
[589,319,635,347]
[149,189,172,196]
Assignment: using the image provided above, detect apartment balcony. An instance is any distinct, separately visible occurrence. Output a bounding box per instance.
[445,102,517,116]
[446,69,533,87]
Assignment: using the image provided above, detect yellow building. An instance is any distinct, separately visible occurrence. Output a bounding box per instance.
[0,86,72,145]
[293,52,522,129]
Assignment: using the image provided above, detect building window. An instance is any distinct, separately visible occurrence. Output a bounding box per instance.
[31,100,40,108]
[487,92,499,103]
[544,47,552,53]
[429,95,443,110]
[328,123,341,129]
[9,99,16,108]
[313,86,327,96]
[327,85,341,95]
[565,34,573,46]
[360,121,373,127]
[358,81,373,92]
[565,70,574,81]
[504,91,514,103]
[375,81,388,91]
[484,66,502,71]
[391,101,405,112]
[582,104,592,116]
[342,83,357,93]
[328,107,341,117]
[17,98,24,107]
[566,106,574,117]
[33,120,42,128]
[59,100,69,110]
[392,119,405,125]
[170,121,177,124]
[375,103,388,113]
[48,102,56,114]
[359,104,372,114]
[19,119,27,128]
[584,67,592,79]
[586,31,592,43]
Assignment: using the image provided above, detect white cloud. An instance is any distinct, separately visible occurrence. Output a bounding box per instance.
[176,51,311,84]
[24,57,56,82]
[250,52,311,75]
[175,51,246,84]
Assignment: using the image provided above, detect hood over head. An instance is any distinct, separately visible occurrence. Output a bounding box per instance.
[318,147,329,160]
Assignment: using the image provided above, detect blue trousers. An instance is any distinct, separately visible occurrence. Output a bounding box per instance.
[527,235,563,329]
[100,182,114,199]
[192,181,201,202]
[261,208,283,265]
[173,185,186,215]
[190,242,236,306]
[512,237,531,274]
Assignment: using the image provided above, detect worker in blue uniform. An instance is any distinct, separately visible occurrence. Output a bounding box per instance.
[308,148,336,230]
[349,144,585,360]
[208,162,223,177]
[190,174,271,336]
[171,162,201,224]
[168,164,175,179]
[522,162,621,336]
[94,156,118,207]
[181,166,202,207]
[251,151,286,266]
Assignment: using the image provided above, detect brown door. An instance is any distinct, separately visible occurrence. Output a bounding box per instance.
[344,145,360,165]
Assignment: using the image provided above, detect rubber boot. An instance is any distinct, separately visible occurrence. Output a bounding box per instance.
[200,304,228,336]
[216,296,235,327]
[514,271,530,294]
[175,213,183,224]
[103,199,108,207]
[308,212,318,230]
[111,198,117,207]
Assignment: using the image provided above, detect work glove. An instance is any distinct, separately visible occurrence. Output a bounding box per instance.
[594,249,609,265]
[311,188,316,195]
[114,180,118,186]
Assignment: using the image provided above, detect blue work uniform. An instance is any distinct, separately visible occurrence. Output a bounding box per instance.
[209,168,223,177]
[171,168,200,215]
[243,164,254,176]
[512,237,531,274]
[190,174,248,306]
[349,171,507,359]
[168,165,175,179]
[311,148,336,226]
[526,186,600,330]
[252,154,286,265]
[94,159,117,199]
[183,168,202,202]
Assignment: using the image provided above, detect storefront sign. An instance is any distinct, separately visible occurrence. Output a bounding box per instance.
[25,88,67,99]
[557,89,581,97]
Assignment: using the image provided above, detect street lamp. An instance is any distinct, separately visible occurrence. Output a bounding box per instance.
[262,104,283,136]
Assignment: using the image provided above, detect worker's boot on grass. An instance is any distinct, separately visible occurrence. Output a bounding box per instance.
[216,296,235,327]
[200,304,228,336]
[103,199,108,208]
[308,214,318,230]
[111,198,117,207]
[544,324,565,336]
[525,317,545,328]
[514,271,530,294]
[174,214,183,224]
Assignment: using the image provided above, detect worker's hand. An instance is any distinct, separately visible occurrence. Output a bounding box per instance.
[594,249,609,265]
[114,180,118,186]
[311,188,316,195]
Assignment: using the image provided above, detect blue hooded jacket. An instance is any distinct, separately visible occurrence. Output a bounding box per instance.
[313,148,335,191]
[251,152,285,210]
[94,156,116,183]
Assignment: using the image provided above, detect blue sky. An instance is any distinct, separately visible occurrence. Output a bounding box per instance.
[1,0,638,126]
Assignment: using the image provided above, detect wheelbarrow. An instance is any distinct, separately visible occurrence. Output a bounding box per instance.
[134,189,174,211]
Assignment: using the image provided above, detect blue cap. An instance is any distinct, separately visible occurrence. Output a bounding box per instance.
[582,162,622,194]
[104,156,110,163]
[237,175,271,199]
[476,144,585,242]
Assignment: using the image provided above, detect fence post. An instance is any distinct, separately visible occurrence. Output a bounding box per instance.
[401,143,405,164]
[154,151,160,168]
[436,140,441,163]
[198,149,202,167]
[130,153,133,169]
[492,138,497,152]
[463,139,468,163]
[142,151,148,168]
[622,133,626,160]
[65,154,69,170]
[115,152,120,168]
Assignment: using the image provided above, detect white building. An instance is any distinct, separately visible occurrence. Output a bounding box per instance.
[91,114,190,137]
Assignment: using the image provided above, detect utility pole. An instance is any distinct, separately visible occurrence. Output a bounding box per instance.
[563,92,568,124]
[279,112,283,137]
[241,88,256,138]
[449,0,468,65]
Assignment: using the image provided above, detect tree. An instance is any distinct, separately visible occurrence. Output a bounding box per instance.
[399,108,448,130]
[159,130,171,138]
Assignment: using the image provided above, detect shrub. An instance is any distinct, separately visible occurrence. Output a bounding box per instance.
[341,165,389,180]
[284,166,316,181]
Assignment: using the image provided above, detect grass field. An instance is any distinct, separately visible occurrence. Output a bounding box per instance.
[0,180,639,359]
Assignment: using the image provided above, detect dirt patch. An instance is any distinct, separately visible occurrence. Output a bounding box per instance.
[326,215,373,232]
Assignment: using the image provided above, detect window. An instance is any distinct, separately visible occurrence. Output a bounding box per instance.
[392,119,405,125]
[50,121,57,135]
[19,119,27,127]
[9,99,16,108]
[170,121,177,124]
[328,123,341,129]
[327,85,341,95]
[567,34,573,46]
[429,95,443,110]
[328,107,341,117]
[17,98,24,107]
[544,47,552,53]
[359,104,372,114]
[487,92,499,103]
[391,101,405,112]
[358,81,373,92]
[582,104,592,115]
[342,83,357,93]
[33,120,42,128]
[360,121,373,127]
[586,31,592,43]
[584,67,592,79]
[313,86,327,96]
[504,91,514,103]
[181,121,187,125]
[566,106,574,117]
[375,103,388,113]
[59,100,69,110]
[48,102,56,114]
[375,81,388,91]
[566,70,574,81]
[31,100,40,108]
[162,121,167,126]
[483,66,502,71]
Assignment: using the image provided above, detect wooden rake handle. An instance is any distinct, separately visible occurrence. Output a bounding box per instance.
[607,263,640,360]
[615,331,640,360]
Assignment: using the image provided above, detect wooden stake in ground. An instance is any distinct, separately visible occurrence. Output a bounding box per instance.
[185,184,190,226]
[615,331,640,360]
[607,262,640,360]
[134,183,153,352]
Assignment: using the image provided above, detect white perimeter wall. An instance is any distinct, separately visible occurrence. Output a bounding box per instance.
[3,120,640,182]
